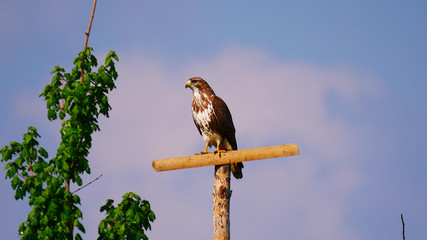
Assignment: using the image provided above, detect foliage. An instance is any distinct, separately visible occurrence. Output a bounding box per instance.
[98,192,156,240]
[0,126,81,239]
[40,47,118,186]
[1,47,154,239]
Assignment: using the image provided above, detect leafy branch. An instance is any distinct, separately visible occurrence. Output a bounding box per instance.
[81,0,98,83]
[1,1,155,239]
[2,48,119,240]
[98,193,156,240]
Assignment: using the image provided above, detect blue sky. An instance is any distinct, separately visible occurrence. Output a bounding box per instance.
[1,1,426,239]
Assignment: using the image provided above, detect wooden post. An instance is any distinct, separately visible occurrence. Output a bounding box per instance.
[152,143,299,240]
[213,165,231,240]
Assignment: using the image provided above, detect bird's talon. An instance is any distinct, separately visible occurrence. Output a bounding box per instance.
[214,150,226,154]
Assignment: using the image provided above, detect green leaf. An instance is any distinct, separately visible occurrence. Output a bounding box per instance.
[74,194,81,205]
[58,110,65,120]
[98,220,105,234]
[85,47,92,56]
[16,156,24,166]
[50,65,65,74]
[76,221,85,233]
[90,55,98,67]
[100,199,114,212]
[15,188,25,200]
[28,209,35,220]
[23,133,33,144]
[126,209,134,219]
[148,211,156,221]
[75,233,83,240]
[28,126,37,133]
[105,57,111,67]
[11,175,22,189]
[76,60,82,69]
[141,232,149,240]
[38,147,48,158]
[47,108,57,121]
[1,146,12,161]
[119,223,125,235]
[112,52,119,61]
[10,141,21,150]
[6,164,17,178]
[50,66,59,74]
[41,215,49,225]
[122,192,131,199]
[75,176,83,186]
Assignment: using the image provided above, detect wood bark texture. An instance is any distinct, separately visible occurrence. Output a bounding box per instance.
[213,164,231,240]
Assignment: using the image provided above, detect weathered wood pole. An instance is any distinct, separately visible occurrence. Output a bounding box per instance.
[213,164,231,240]
[151,143,300,240]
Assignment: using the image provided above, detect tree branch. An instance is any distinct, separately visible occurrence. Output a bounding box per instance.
[401,213,405,240]
[81,0,98,82]
[72,174,103,194]
[84,0,97,49]
[17,172,28,181]
[67,1,98,236]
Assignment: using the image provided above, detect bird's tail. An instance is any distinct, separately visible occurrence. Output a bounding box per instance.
[231,162,244,179]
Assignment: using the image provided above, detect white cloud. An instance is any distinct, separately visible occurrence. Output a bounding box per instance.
[75,46,381,239]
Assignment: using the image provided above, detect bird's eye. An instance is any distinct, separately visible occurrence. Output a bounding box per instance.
[191,80,198,84]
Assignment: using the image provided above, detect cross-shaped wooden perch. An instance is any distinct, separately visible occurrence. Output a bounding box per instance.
[152,143,300,240]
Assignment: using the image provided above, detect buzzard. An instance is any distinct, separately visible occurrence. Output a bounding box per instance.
[185,77,243,179]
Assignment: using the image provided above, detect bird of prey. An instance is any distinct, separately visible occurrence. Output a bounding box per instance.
[185,77,243,179]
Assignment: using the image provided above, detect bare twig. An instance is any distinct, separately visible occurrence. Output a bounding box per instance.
[17,172,28,181]
[81,0,98,82]
[401,213,405,240]
[84,0,97,48]
[72,174,103,194]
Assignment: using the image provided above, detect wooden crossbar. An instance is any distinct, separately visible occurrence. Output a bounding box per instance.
[152,143,299,172]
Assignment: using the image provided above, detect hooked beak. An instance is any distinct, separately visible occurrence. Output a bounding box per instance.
[185,80,191,89]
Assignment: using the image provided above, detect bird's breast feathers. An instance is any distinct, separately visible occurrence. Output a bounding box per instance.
[192,92,224,147]
[192,92,214,130]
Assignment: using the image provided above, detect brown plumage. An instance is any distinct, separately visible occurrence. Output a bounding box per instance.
[185,77,244,179]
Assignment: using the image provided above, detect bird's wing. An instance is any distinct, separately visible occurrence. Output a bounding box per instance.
[212,96,238,150]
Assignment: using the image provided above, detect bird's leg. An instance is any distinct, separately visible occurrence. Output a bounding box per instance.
[214,145,227,154]
[214,145,227,158]
[200,142,209,154]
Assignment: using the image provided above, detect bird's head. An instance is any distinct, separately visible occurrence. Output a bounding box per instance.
[185,77,212,93]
